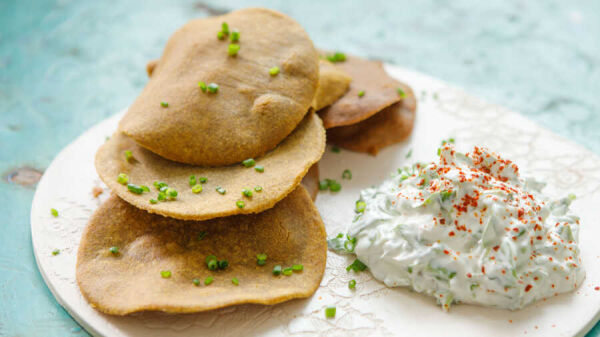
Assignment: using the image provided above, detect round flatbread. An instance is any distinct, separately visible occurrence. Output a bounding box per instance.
[300,163,320,201]
[76,187,327,315]
[317,54,410,129]
[311,60,352,111]
[96,113,325,221]
[327,86,416,155]
[120,8,319,166]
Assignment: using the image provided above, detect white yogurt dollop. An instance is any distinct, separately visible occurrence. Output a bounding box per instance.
[349,144,585,310]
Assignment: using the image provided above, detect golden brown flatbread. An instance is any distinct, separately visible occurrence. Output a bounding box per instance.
[311,60,352,111]
[120,8,319,166]
[96,113,325,221]
[317,54,410,129]
[76,187,327,315]
[327,89,416,155]
[300,163,319,201]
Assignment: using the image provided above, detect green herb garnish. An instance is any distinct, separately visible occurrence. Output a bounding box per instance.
[52,249,60,256]
[342,169,352,180]
[193,278,200,286]
[109,246,119,255]
[242,188,253,198]
[198,81,207,91]
[232,277,239,285]
[346,259,368,272]
[397,88,406,98]
[254,186,263,192]
[50,208,58,217]
[326,52,346,63]
[230,30,240,42]
[228,44,240,56]
[216,186,226,195]
[204,276,214,285]
[127,183,145,194]
[325,306,336,318]
[269,66,280,76]
[282,267,293,276]
[161,270,171,278]
[192,184,203,194]
[292,264,303,272]
[358,90,365,97]
[348,279,356,289]
[242,158,256,167]
[117,173,129,185]
[355,200,366,213]
[160,102,169,108]
[189,175,197,186]
[257,253,267,266]
[236,200,245,208]
[254,165,264,173]
[272,265,282,276]
[124,150,134,162]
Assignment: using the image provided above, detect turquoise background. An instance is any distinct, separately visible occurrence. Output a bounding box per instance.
[1,0,599,336]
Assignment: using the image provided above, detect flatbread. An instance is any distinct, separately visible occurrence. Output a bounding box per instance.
[120,8,319,166]
[317,54,409,129]
[76,187,327,315]
[96,112,325,221]
[327,94,416,155]
[311,60,352,111]
[300,163,319,201]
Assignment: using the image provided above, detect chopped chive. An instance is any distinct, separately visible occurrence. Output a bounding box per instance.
[217,31,225,40]
[189,175,197,186]
[325,306,336,318]
[326,52,346,63]
[192,184,203,194]
[52,249,60,256]
[242,158,255,167]
[154,181,167,190]
[269,66,280,76]
[117,173,129,185]
[197,231,207,240]
[358,90,365,97]
[161,270,171,278]
[318,180,329,191]
[405,149,413,159]
[166,188,178,199]
[568,193,577,200]
[346,259,368,272]
[230,30,240,42]
[331,146,341,153]
[127,183,145,194]
[149,198,158,204]
[193,278,200,286]
[216,186,226,195]
[273,265,282,276]
[397,88,406,98]
[254,165,264,173]
[292,264,303,272]
[228,44,240,56]
[231,277,239,285]
[348,279,356,289]
[157,191,167,201]
[254,186,262,192]
[257,253,267,266]
[50,208,58,217]
[159,185,168,192]
[141,185,150,192]
[124,150,134,162]
[221,22,229,34]
[236,200,245,208]
[109,246,119,255]
[328,180,341,192]
[160,101,169,108]
[282,267,293,276]
[205,255,217,263]
[199,177,208,183]
[207,83,219,93]
[342,169,352,180]
[204,276,214,285]
[207,259,218,271]
[242,189,252,198]
[198,81,207,91]
[218,260,229,270]
[355,200,366,213]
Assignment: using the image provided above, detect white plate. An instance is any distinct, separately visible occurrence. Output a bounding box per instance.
[31,65,600,337]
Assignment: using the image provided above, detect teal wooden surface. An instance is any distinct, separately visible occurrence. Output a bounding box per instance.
[1,0,599,336]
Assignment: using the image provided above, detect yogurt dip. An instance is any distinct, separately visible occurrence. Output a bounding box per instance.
[348,143,585,310]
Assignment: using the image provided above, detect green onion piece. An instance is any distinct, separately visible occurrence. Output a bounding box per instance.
[205,255,217,264]
[50,208,58,217]
[228,44,240,56]
[355,200,366,213]
[328,180,342,192]
[52,249,60,256]
[192,184,203,194]
[242,189,252,198]
[141,185,150,192]
[231,277,239,285]
[166,188,178,199]
[221,22,229,34]
[257,253,267,266]
[154,181,167,190]
[197,231,207,240]
[326,52,346,63]
[109,246,119,255]
[217,31,225,40]
[230,30,240,42]
[160,186,169,193]
[117,173,129,185]
[254,165,264,173]
[124,150,134,162]
[189,175,197,186]
[346,259,368,272]
[161,270,171,278]
[331,146,341,153]
[236,200,245,209]
[199,177,208,183]
[127,183,145,194]
[160,101,169,108]
[405,149,413,159]
[325,306,336,318]
[207,83,219,93]
[157,192,167,201]
[292,264,303,272]
[407,266,413,274]
[216,186,226,195]
[272,265,282,276]
[282,267,293,276]
[198,81,207,91]
[207,259,218,271]
[342,169,352,180]
[254,186,263,192]
[193,278,200,286]
[348,279,356,289]
[397,88,406,98]
[358,90,365,97]
[568,193,577,200]
[204,276,214,285]
[318,180,329,191]
[218,260,229,270]
[242,158,256,167]
[269,66,280,76]
[149,198,158,204]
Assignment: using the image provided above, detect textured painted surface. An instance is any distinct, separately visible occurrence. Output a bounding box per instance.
[0,0,598,336]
